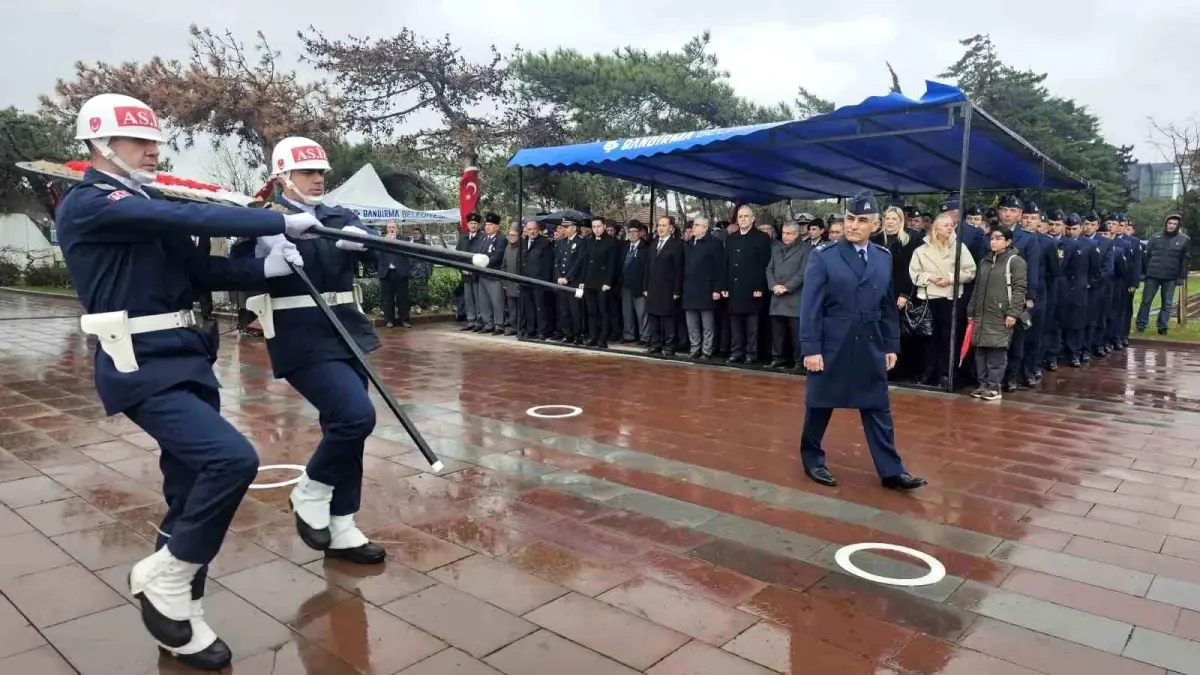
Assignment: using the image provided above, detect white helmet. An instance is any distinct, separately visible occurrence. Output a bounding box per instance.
[75,93,165,185]
[271,136,330,204]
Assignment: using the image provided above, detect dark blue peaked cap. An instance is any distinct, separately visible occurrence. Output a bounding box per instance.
[847,191,879,216]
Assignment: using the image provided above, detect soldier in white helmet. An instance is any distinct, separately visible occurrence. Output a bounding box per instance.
[54,94,322,670]
[236,136,386,566]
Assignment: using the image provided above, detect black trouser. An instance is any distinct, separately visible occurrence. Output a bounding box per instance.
[729,312,760,361]
[647,314,676,351]
[556,289,583,339]
[505,295,518,329]
[770,315,798,362]
[198,293,213,319]
[607,287,623,339]
[922,297,957,383]
[584,289,610,345]
[521,289,550,337]
[380,275,410,324]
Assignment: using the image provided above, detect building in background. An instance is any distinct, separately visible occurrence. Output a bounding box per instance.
[1128,162,1189,201]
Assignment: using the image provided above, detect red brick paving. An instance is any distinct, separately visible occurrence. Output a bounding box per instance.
[4,291,1200,673]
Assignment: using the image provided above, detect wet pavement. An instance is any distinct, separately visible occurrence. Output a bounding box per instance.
[4,290,1200,673]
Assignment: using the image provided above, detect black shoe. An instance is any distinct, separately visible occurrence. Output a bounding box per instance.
[293,512,331,551]
[1070,359,1081,367]
[882,473,927,491]
[806,467,838,487]
[586,339,599,347]
[1159,329,1168,336]
[664,349,676,357]
[459,324,474,332]
[1002,382,1017,393]
[768,359,785,368]
[158,639,233,671]
[1047,362,1059,372]
[597,341,608,349]
[727,355,744,364]
[647,347,662,355]
[326,541,386,565]
[689,350,701,360]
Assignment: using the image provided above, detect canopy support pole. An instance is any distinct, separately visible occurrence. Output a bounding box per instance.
[948,103,973,393]
[517,167,525,342]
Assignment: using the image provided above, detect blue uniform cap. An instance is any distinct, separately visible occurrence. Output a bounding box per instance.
[999,194,1023,210]
[1067,213,1083,226]
[1023,200,1040,215]
[938,198,959,213]
[1084,210,1100,222]
[1049,208,1066,222]
[965,205,982,217]
[846,191,879,217]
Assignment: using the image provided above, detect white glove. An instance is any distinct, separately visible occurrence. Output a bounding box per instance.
[255,234,287,259]
[284,212,321,238]
[335,225,368,251]
[264,239,303,278]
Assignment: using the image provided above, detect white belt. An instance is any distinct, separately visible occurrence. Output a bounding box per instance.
[79,309,198,374]
[246,290,361,339]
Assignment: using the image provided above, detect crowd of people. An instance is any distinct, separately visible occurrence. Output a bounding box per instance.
[448,199,1191,399]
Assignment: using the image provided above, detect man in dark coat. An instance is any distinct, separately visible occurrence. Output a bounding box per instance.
[1136,213,1189,336]
[1064,214,1096,366]
[1117,212,1142,347]
[619,220,650,343]
[377,220,412,328]
[682,217,726,359]
[766,221,810,369]
[644,216,684,355]
[724,205,774,364]
[552,218,586,344]
[456,212,483,330]
[798,191,925,492]
[581,217,620,348]
[477,213,507,334]
[519,219,554,339]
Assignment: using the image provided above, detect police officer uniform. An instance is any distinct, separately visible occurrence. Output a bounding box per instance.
[57,94,320,671]
[1001,197,1042,389]
[1040,209,1074,369]
[457,212,483,330]
[1105,212,1132,351]
[235,137,386,567]
[797,191,925,491]
[1118,212,1142,347]
[553,220,586,342]
[1082,211,1115,356]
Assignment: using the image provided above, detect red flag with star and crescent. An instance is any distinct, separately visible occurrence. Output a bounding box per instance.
[458,166,480,234]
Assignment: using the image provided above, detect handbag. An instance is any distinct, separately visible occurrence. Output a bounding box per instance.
[900,299,933,337]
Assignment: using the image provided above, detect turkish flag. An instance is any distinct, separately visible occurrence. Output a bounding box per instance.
[458,166,480,233]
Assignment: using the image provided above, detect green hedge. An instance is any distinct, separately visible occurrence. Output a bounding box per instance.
[23,264,72,288]
[358,266,460,315]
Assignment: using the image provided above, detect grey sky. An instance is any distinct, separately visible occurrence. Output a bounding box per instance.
[5,0,1197,183]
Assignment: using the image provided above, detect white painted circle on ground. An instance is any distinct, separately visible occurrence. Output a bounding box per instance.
[249,464,307,490]
[834,542,947,587]
[525,405,583,419]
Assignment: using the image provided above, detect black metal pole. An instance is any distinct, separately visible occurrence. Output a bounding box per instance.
[516,167,525,339]
[313,225,478,264]
[287,262,443,471]
[947,103,973,393]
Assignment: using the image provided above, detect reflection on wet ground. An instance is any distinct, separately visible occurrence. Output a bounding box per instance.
[3,290,1200,673]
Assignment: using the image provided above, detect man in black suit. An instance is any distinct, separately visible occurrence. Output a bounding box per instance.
[553,218,586,343]
[724,205,775,363]
[582,217,620,348]
[644,216,685,355]
[620,220,650,342]
[519,219,554,339]
[378,220,412,328]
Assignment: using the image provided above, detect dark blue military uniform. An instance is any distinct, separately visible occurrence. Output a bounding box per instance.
[56,167,288,592]
[1004,223,1041,387]
[553,233,586,341]
[1119,217,1143,346]
[232,196,379,522]
[1040,226,1071,368]
[1108,227,1132,349]
[798,192,915,487]
[1063,215,1091,365]
[1085,225,1115,355]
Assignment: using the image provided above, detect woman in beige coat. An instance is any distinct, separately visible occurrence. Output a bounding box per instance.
[908,212,977,386]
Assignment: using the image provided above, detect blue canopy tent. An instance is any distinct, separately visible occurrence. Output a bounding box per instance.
[505,81,1092,392]
[507,81,1090,203]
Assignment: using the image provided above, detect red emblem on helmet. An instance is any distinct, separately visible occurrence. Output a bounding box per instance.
[113,106,160,129]
[277,158,285,169]
[89,117,101,132]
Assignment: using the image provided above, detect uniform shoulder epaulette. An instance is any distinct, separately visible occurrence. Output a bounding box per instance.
[815,242,835,252]
[91,182,118,191]
[871,242,892,255]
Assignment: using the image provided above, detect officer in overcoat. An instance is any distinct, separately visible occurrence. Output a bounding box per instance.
[231,136,388,571]
[1105,213,1132,351]
[797,191,926,491]
[1040,210,1072,370]
[56,94,319,670]
[1117,212,1142,348]
[456,213,483,330]
[552,218,586,343]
